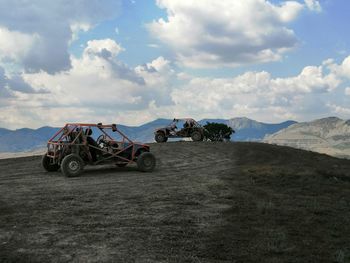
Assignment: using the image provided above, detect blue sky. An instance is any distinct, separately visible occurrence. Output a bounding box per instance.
[0,0,350,128]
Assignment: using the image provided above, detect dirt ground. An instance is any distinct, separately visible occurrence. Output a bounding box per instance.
[0,142,349,262]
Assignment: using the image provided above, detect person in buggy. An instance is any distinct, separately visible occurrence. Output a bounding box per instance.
[42,123,156,177]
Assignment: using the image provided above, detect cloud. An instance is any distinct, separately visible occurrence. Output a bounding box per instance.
[0,27,39,64]
[345,87,350,96]
[70,23,91,44]
[1,39,175,128]
[0,0,121,74]
[147,44,160,48]
[169,57,345,121]
[0,66,45,97]
[23,39,147,108]
[0,67,13,98]
[135,56,176,105]
[335,56,350,78]
[3,47,350,129]
[84,39,124,58]
[148,0,321,68]
[304,0,322,12]
[327,103,350,115]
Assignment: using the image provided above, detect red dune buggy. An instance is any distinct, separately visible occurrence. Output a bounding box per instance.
[42,123,156,177]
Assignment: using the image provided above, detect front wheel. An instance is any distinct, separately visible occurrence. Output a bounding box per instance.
[155,132,168,143]
[42,154,59,172]
[137,152,156,172]
[61,154,84,177]
[191,131,203,142]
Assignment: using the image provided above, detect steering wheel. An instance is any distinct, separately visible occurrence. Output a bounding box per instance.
[96,134,106,146]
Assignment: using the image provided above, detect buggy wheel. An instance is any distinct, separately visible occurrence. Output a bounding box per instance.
[191,131,203,142]
[61,154,84,177]
[42,154,59,172]
[137,152,156,172]
[155,132,167,143]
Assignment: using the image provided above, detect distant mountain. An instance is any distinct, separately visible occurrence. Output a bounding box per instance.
[228,117,297,141]
[0,127,60,152]
[264,117,350,159]
[0,128,11,137]
[118,118,172,142]
[0,118,296,152]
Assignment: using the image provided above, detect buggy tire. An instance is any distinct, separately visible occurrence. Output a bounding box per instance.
[137,152,156,172]
[61,154,84,177]
[191,131,203,142]
[155,132,167,143]
[42,154,59,172]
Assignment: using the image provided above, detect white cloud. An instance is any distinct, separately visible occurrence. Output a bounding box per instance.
[84,39,124,58]
[0,0,121,74]
[70,23,91,44]
[304,0,322,12]
[170,57,345,122]
[23,39,147,109]
[337,56,350,77]
[148,0,321,68]
[3,48,350,129]
[0,39,177,128]
[345,87,350,96]
[147,44,160,48]
[0,66,45,96]
[0,27,39,63]
[327,103,350,115]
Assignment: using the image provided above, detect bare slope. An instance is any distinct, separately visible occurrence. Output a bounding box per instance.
[0,142,349,262]
[264,117,350,158]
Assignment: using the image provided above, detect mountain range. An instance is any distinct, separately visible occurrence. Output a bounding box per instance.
[2,116,350,159]
[0,118,295,152]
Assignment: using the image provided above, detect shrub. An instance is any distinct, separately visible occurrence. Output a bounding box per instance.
[203,122,234,142]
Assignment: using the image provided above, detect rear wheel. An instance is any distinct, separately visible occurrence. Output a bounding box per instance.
[155,132,168,143]
[137,152,156,172]
[42,154,59,172]
[191,131,203,142]
[61,154,84,177]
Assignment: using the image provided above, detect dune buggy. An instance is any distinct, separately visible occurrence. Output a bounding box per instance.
[42,123,156,177]
[154,118,204,143]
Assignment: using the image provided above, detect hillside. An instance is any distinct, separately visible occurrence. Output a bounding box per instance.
[0,118,296,153]
[264,117,350,159]
[0,142,349,262]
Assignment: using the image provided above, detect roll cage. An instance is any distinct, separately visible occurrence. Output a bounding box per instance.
[46,123,149,165]
[170,118,202,129]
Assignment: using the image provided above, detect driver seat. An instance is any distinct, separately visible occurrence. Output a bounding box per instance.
[85,128,99,161]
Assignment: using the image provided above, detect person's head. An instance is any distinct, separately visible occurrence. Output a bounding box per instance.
[85,128,93,136]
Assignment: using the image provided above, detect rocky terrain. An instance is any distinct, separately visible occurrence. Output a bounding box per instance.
[264,117,350,159]
[0,142,349,262]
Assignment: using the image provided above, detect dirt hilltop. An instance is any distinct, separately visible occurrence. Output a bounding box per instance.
[0,142,349,262]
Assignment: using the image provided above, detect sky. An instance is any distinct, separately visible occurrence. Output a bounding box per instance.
[1,0,350,129]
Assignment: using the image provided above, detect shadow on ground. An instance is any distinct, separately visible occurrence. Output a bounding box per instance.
[0,142,349,262]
